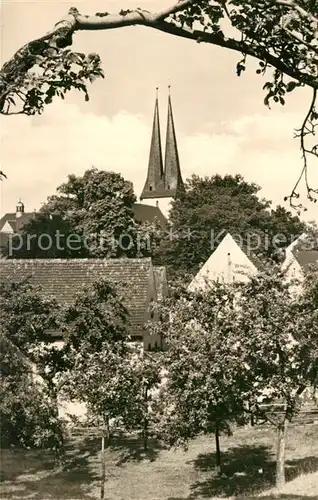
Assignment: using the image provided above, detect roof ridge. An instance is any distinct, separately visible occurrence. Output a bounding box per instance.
[2,257,153,264]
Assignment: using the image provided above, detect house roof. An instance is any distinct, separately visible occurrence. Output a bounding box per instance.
[0,213,34,233]
[240,246,266,271]
[0,258,154,337]
[0,204,167,237]
[294,250,318,269]
[188,233,259,291]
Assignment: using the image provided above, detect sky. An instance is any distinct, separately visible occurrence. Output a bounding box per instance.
[0,0,317,222]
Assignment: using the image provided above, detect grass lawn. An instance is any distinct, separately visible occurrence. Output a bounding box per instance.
[1,423,318,500]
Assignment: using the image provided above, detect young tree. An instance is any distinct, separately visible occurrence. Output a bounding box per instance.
[154,267,318,488]
[153,282,249,474]
[1,1,317,202]
[121,350,162,453]
[235,268,318,488]
[158,174,305,276]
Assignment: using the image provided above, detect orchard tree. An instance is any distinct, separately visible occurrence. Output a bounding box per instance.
[152,282,249,474]
[235,269,318,488]
[159,174,306,276]
[10,167,161,259]
[121,350,162,453]
[63,339,160,494]
[0,279,64,451]
[0,0,317,205]
[153,267,318,488]
[0,273,131,455]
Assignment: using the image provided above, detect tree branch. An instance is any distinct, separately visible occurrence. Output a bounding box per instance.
[289,88,318,209]
[276,0,318,25]
[1,0,317,111]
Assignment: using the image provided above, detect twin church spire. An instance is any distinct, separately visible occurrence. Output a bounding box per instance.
[140,88,184,201]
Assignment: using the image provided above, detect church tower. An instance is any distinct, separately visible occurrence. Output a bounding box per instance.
[140,88,184,216]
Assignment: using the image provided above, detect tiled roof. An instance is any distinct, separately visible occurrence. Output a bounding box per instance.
[294,250,318,269]
[133,203,168,229]
[0,258,153,337]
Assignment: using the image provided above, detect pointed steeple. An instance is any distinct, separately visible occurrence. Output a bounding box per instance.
[163,87,184,198]
[140,89,165,200]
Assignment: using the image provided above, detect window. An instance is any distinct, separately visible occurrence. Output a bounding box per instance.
[148,343,152,351]
[149,185,153,191]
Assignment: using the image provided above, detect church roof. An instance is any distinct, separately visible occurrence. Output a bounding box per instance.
[140,90,184,201]
[140,93,166,200]
[0,258,155,338]
[163,94,185,198]
[133,203,168,228]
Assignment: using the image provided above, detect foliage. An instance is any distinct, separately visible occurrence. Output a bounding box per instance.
[10,167,160,259]
[0,276,130,450]
[1,1,317,203]
[154,282,248,449]
[121,351,161,450]
[0,280,64,450]
[64,340,161,449]
[0,279,59,351]
[152,267,318,485]
[0,355,64,450]
[158,174,305,276]
[1,46,103,115]
[59,280,161,445]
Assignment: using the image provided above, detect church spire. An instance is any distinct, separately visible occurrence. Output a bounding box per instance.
[140,88,165,200]
[163,87,184,197]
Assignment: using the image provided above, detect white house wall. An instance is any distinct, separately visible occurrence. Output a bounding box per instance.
[188,233,258,292]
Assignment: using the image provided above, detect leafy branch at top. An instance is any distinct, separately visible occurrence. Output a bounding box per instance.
[0,0,317,207]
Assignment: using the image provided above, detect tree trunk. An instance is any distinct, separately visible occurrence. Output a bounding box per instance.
[143,419,148,453]
[275,418,288,489]
[143,387,148,453]
[215,426,221,475]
